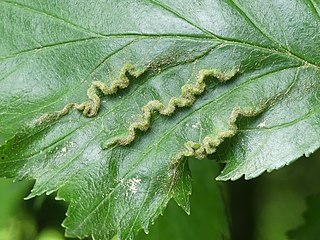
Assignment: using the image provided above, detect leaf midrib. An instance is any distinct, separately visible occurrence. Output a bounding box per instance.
[2,33,315,67]
[2,0,319,68]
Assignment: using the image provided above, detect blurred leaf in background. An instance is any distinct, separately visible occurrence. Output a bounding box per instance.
[0,178,36,240]
[253,150,320,240]
[288,194,320,240]
[0,178,68,240]
[1,151,320,240]
[138,158,229,240]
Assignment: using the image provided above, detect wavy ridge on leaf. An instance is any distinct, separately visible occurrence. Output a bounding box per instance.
[174,107,263,161]
[75,64,146,117]
[112,67,239,146]
[34,63,240,149]
[28,64,146,127]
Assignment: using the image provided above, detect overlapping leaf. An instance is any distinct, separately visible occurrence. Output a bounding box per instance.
[138,160,229,240]
[288,194,320,240]
[0,0,319,239]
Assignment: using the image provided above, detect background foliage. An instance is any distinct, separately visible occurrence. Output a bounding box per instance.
[1,151,320,239]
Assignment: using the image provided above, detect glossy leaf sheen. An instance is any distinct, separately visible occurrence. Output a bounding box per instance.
[0,0,319,239]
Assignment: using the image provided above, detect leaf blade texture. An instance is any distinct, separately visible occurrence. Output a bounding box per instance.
[0,0,319,239]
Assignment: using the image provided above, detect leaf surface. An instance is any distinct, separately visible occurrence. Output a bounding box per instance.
[0,0,319,239]
[288,194,320,240]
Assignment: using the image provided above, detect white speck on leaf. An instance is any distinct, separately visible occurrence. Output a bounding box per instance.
[128,177,141,194]
[257,120,266,129]
[191,121,200,128]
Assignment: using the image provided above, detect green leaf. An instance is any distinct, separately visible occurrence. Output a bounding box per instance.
[0,178,30,228]
[0,0,319,239]
[0,178,36,240]
[250,151,320,240]
[288,194,320,240]
[138,159,229,240]
[212,1,320,180]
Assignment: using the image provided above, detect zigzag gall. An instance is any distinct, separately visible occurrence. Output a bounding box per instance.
[30,63,286,165]
[32,64,145,125]
[173,107,264,162]
[172,82,292,168]
[36,64,239,148]
[74,64,146,117]
[20,65,143,167]
[112,67,239,146]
